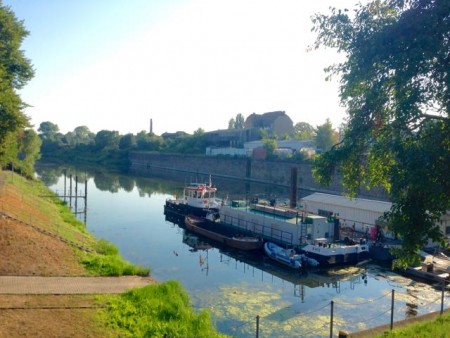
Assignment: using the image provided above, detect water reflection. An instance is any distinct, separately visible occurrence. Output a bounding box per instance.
[36,162,450,338]
[167,214,368,303]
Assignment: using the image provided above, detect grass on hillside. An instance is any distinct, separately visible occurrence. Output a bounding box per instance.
[377,311,450,338]
[102,281,227,338]
[2,171,149,276]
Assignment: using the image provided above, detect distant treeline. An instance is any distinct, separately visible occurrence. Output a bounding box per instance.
[38,122,209,166]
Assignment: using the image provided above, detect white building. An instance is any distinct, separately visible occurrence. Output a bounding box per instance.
[300,193,450,243]
[300,193,393,237]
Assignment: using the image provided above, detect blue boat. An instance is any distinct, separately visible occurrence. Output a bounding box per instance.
[264,242,303,270]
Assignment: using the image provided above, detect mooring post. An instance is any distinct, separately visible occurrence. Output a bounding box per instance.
[390,289,395,330]
[330,300,334,338]
[255,315,260,338]
[69,174,72,208]
[75,175,78,213]
[63,170,67,203]
[441,281,445,315]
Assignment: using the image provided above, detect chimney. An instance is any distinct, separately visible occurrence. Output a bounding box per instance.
[150,119,153,134]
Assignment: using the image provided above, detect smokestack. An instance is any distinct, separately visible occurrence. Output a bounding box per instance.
[150,119,153,134]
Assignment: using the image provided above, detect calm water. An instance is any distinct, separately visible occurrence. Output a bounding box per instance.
[37,164,449,338]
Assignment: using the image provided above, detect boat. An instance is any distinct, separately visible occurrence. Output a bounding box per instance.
[263,242,304,270]
[184,215,264,251]
[299,237,370,266]
[164,177,221,220]
[398,251,450,285]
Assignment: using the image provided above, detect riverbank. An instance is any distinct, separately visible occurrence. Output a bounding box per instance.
[0,170,223,337]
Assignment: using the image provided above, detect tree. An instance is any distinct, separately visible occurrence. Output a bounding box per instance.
[227,118,235,130]
[311,0,450,266]
[119,133,137,150]
[0,4,34,164]
[228,113,245,129]
[73,126,94,145]
[38,121,60,140]
[95,130,120,151]
[294,122,316,140]
[15,129,41,177]
[315,119,339,151]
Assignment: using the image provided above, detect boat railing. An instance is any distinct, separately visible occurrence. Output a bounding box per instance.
[221,213,294,246]
[223,199,303,222]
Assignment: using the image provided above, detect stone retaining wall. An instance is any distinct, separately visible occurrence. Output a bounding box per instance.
[129,152,388,200]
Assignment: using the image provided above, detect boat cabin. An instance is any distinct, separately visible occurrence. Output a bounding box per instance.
[183,182,219,209]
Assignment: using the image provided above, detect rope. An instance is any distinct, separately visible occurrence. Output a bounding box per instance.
[334,291,392,306]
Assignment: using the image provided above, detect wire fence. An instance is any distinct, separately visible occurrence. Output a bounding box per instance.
[217,284,449,337]
[2,172,449,337]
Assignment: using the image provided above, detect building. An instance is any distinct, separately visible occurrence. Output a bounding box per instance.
[300,193,450,244]
[244,111,295,137]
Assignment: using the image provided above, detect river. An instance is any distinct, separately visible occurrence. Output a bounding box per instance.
[36,163,449,337]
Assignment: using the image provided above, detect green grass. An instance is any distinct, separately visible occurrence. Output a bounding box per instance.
[377,312,450,338]
[102,281,227,338]
[4,171,149,276]
[81,239,150,276]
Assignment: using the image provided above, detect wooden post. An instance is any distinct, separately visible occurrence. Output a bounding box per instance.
[441,281,445,315]
[69,174,72,208]
[63,170,67,203]
[75,176,78,213]
[390,289,395,330]
[290,167,298,209]
[330,300,334,338]
[255,315,260,338]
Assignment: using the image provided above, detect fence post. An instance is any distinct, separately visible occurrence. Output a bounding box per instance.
[390,289,395,330]
[330,300,334,338]
[441,281,445,315]
[256,315,260,338]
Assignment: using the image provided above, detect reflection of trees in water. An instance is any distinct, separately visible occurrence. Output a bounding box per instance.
[38,162,310,202]
[94,172,120,193]
[118,175,135,192]
[36,163,91,187]
[134,176,178,198]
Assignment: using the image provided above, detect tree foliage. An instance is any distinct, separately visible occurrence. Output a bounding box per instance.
[228,113,245,129]
[294,122,316,140]
[315,119,339,151]
[0,3,34,169]
[311,0,450,266]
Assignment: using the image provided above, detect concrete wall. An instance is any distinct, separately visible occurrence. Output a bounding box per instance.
[129,152,388,200]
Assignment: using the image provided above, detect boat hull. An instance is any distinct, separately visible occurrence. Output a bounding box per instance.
[164,200,218,220]
[300,243,370,266]
[264,242,302,270]
[184,215,263,251]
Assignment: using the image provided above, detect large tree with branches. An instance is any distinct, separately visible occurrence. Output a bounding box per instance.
[311,0,450,266]
[0,3,34,170]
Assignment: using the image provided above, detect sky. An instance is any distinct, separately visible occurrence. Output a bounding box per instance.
[4,0,358,136]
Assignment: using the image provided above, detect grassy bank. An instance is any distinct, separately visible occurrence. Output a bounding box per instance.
[0,170,225,337]
[375,311,450,337]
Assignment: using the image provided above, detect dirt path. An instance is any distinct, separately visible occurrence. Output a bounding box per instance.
[0,276,154,294]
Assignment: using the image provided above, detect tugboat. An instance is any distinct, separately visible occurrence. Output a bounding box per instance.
[164,177,221,220]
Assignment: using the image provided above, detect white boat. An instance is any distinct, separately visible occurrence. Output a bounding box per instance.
[300,238,370,266]
[164,177,221,219]
[264,242,303,270]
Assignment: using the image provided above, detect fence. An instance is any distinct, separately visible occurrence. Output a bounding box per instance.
[218,283,449,337]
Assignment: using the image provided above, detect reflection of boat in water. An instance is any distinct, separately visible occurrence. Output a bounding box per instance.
[185,215,264,251]
[166,213,369,299]
[164,177,220,220]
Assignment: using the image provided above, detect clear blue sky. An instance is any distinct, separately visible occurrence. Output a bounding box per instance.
[5,0,359,135]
